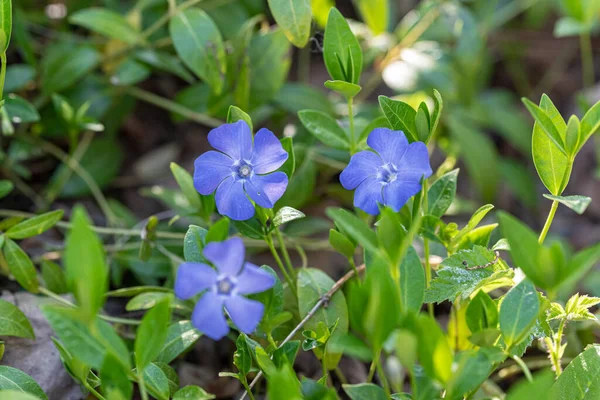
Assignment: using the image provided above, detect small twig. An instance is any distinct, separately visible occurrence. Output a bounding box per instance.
[464,251,500,270]
[239,264,367,400]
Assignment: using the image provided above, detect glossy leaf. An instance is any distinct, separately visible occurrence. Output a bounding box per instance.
[0,299,34,339]
[324,80,361,99]
[399,247,425,314]
[273,206,305,228]
[326,207,378,254]
[323,7,363,84]
[543,194,591,215]
[465,290,498,333]
[522,98,566,154]
[499,279,540,349]
[69,8,141,44]
[170,9,226,94]
[41,44,101,94]
[156,321,202,364]
[170,162,202,211]
[0,366,47,400]
[329,229,356,258]
[183,225,208,262]
[378,95,418,142]
[227,106,253,132]
[343,383,387,400]
[100,353,133,400]
[268,0,312,47]
[417,314,453,384]
[578,99,600,153]
[297,268,348,370]
[549,345,600,399]
[427,169,458,218]
[3,238,38,293]
[0,180,13,199]
[40,260,67,294]
[298,109,350,150]
[173,386,215,400]
[64,206,107,320]
[135,297,172,370]
[5,210,63,239]
[3,94,40,123]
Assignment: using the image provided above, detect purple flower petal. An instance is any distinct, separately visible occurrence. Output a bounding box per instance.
[215,177,255,221]
[236,263,276,295]
[193,151,233,195]
[383,180,422,212]
[174,262,218,300]
[203,237,245,276]
[244,172,288,209]
[225,295,264,334]
[340,150,382,190]
[191,291,229,340]
[208,121,253,161]
[354,177,383,215]
[251,128,288,174]
[396,142,433,181]
[367,128,409,165]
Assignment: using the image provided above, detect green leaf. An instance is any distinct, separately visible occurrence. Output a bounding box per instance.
[323,7,363,84]
[324,80,361,99]
[41,44,101,94]
[298,109,350,150]
[326,207,379,254]
[267,364,303,400]
[40,260,67,294]
[0,366,47,400]
[427,169,458,218]
[0,0,11,52]
[549,345,600,399]
[377,207,405,265]
[170,162,202,211]
[554,17,588,37]
[297,268,349,370]
[445,350,494,400]
[531,94,570,195]
[363,257,401,351]
[522,98,567,154]
[234,333,253,376]
[0,299,34,338]
[170,9,226,94]
[233,218,264,240]
[100,353,133,400]
[3,238,38,293]
[268,0,312,47]
[174,386,215,400]
[126,292,172,311]
[329,229,356,258]
[378,96,418,142]
[417,314,453,384]
[183,225,208,262]
[0,391,43,400]
[578,99,600,152]
[3,94,40,123]
[135,297,172,370]
[565,115,580,156]
[0,180,13,199]
[506,369,553,400]
[343,383,387,400]
[42,305,131,370]
[226,106,252,132]
[543,194,591,215]
[499,279,540,349]
[415,105,430,143]
[143,363,170,400]
[465,290,498,333]
[425,246,512,304]
[453,204,495,242]
[275,83,334,115]
[64,206,107,320]
[205,217,230,243]
[5,210,63,239]
[5,64,35,93]
[280,137,295,178]
[248,28,291,109]
[69,8,141,44]
[352,0,388,34]
[399,247,425,314]
[156,321,202,364]
[135,49,195,83]
[430,89,444,140]
[272,206,305,228]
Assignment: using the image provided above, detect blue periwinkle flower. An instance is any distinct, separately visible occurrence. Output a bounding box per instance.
[175,237,275,340]
[340,128,432,215]
[194,121,289,221]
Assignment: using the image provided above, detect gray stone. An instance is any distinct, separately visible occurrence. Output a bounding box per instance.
[1,291,83,400]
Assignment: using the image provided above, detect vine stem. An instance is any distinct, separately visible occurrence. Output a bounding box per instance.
[538,200,558,244]
[348,97,356,154]
[274,228,295,279]
[239,264,367,400]
[511,355,533,383]
[266,233,295,292]
[553,319,567,376]
[422,179,434,317]
[84,381,106,400]
[0,52,6,101]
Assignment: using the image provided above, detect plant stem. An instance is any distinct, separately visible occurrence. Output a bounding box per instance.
[274,228,295,278]
[348,97,356,154]
[0,52,6,101]
[123,86,222,127]
[266,233,295,291]
[367,354,378,383]
[511,355,533,383]
[376,357,391,397]
[580,31,595,88]
[334,367,348,385]
[84,381,107,400]
[538,200,559,244]
[422,179,434,317]
[553,319,567,376]
[139,374,149,400]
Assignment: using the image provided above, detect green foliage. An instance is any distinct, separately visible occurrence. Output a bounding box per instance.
[0,366,47,400]
[268,0,312,47]
[323,8,363,84]
[499,280,540,349]
[0,299,34,339]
